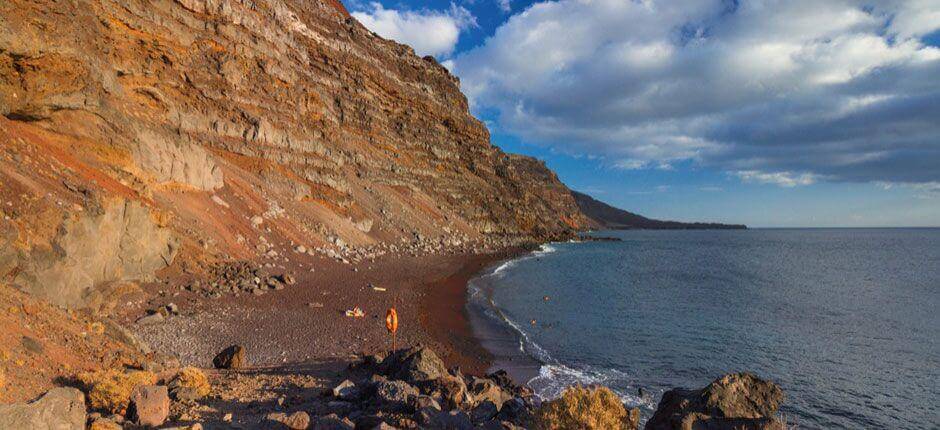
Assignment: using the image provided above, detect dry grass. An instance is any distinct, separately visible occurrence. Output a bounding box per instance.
[533,385,638,430]
[173,366,211,398]
[78,368,157,414]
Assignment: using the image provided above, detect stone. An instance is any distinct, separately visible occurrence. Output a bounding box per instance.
[646,372,786,430]
[251,216,264,227]
[470,400,499,423]
[136,312,165,325]
[374,380,419,412]
[381,346,448,383]
[332,379,359,400]
[129,385,170,427]
[421,374,472,410]
[468,377,512,409]
[21,336,44,354]
[0,387,86,430]
[411,395,441,411]
[496,397,530,423]
[282,273,296,285]
[268,411,311,429]
[311,413,355,430]
[213,345,246,369]
[165,302,179,315]
[142,353,181,377]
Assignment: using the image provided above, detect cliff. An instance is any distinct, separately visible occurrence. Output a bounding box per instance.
[572,191,747,230]
[0,0,590,307]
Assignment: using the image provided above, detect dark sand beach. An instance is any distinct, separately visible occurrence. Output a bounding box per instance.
[128,249,525,378]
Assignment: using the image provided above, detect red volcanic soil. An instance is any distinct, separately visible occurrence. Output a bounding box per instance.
[325,0,350,16]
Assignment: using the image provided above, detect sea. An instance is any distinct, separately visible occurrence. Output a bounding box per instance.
[467,228,940,429]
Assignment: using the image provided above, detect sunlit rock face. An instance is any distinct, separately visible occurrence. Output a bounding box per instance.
[0,0,589,305]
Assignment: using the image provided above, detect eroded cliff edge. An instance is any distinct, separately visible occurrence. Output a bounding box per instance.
[0,0,590,306]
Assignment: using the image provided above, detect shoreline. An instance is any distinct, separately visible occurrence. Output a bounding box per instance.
[126,248,536,380]
[418,248,544,385]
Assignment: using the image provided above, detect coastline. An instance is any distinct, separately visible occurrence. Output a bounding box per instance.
[418,249,544,384]
[127,248,535,381]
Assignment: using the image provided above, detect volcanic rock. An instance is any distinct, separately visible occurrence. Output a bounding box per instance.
[268,411,311,429]
[381,346,448,383]
[0,387,86,430]
[374,380,420,412]
[213,345,247,369]
[645,372,786,430]
[129,385,170,427]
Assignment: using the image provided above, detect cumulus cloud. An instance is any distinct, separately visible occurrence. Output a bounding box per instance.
[451,0,940,187]
[496,0,511,13]
[352,2,476,57]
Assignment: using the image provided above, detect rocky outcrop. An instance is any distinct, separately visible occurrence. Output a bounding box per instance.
[4,198,178,308]
[344,346,537,429]
[645,373,786,430]
[0,0,591,298]
[0,387,87,430]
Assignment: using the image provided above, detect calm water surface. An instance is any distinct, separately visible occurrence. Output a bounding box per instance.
[468,229,940,429]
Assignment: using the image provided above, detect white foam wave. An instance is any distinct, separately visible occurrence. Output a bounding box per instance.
[528,363,658,410]
[467,241,657,410]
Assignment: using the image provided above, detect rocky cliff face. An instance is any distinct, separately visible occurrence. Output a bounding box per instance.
[0,0,589,306]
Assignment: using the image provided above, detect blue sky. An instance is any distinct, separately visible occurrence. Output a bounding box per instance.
[347,0,940,227]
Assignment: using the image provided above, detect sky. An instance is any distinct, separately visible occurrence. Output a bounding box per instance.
[346,0,940,227]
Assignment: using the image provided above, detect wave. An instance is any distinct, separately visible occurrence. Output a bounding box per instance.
[489,243,558,277]
[467,242,656,411]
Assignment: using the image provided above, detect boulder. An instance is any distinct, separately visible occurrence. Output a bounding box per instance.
[142,353,181,378]
[0,387,86,430]
[129,385,170,427]
[332,379,360,400]
[213,345,246,369]
[468,377,512,409]
[381,347,448,383]
[645,373,786,430]
[268,411,311,429]
[496,397,531,424]
[470,400,499,423]
[374,380,419,412]
[486,370,532,398]
[411,395,442,412]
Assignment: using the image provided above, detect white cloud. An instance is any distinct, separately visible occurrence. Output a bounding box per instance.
[352,2,476,57]
[734,170,820,188]
[451,0,940,187]
[497,0,511,13]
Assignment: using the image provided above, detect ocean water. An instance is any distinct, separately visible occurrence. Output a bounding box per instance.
[468,229,940,429]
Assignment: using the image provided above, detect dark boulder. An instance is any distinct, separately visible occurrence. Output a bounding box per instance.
[380,346,448,383]
[470,400,499,423]
[374,380,420,412]
[213,344,247,369]
[645,372,786,430]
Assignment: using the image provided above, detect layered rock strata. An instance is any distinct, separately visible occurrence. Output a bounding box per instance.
[0,0,589,307]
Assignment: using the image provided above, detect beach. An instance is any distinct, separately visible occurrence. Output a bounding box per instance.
[127,249,525,380]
